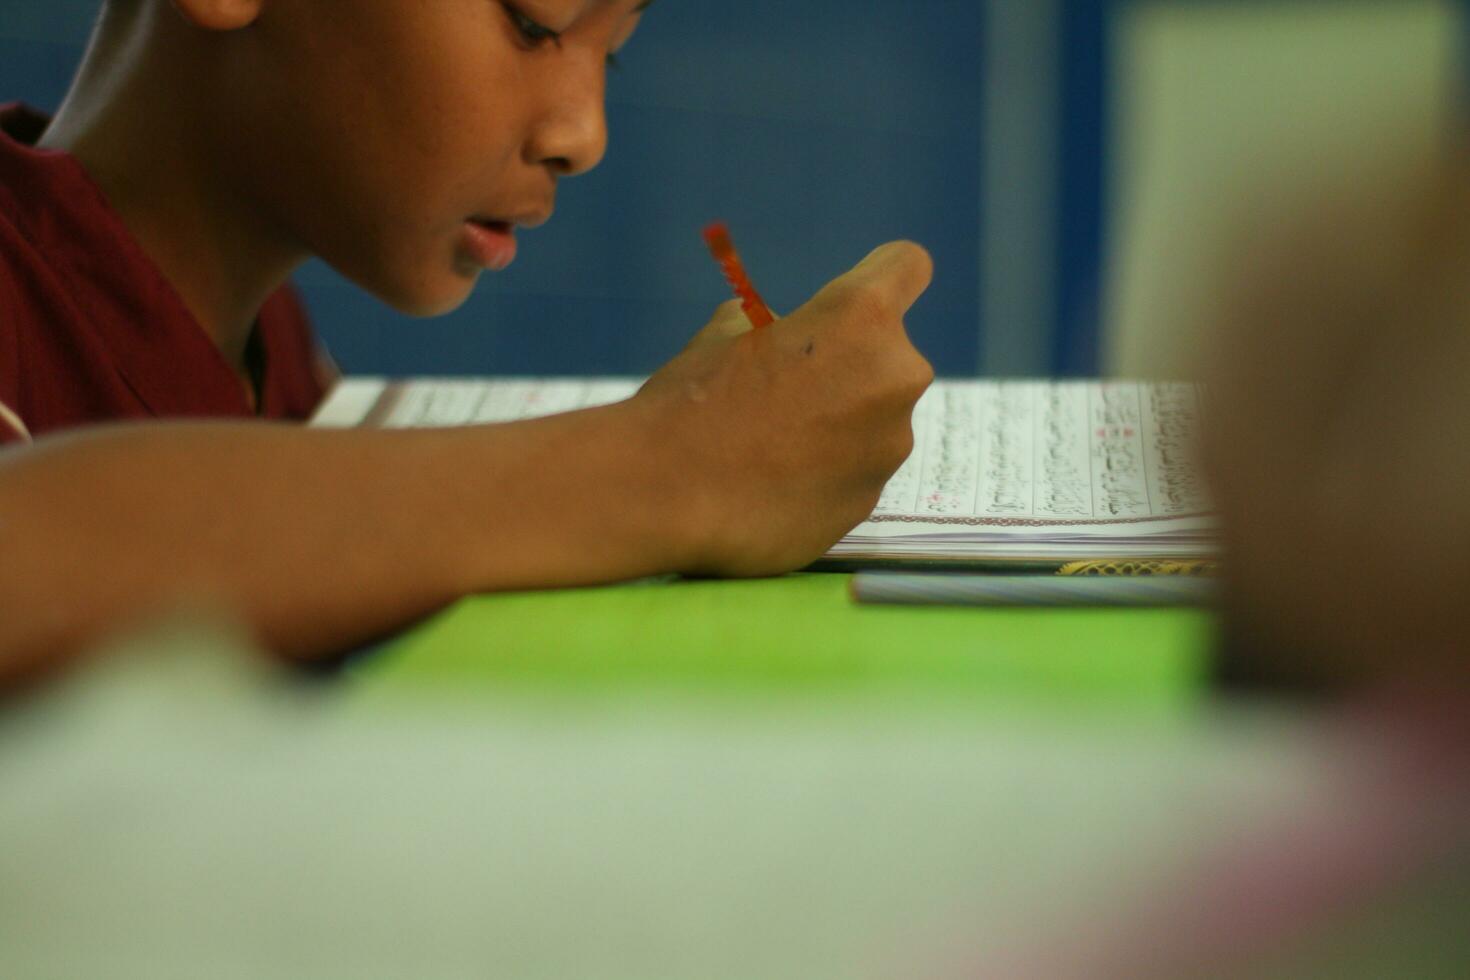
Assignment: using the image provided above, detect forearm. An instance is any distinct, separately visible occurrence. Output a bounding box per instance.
[0,240,937,689]
[0,401,691,679]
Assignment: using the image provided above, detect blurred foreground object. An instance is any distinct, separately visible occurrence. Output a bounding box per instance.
[1204,148,1470,689]
[1107,0,1465,379]
[8,616,1467,978]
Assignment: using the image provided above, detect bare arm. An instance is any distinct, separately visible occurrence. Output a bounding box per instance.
[0,406,686,680]
[0,242,934,686]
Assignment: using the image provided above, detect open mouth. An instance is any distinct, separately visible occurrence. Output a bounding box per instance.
[460,219,518,271]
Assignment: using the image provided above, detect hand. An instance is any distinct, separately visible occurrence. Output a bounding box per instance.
[634,241,934,578]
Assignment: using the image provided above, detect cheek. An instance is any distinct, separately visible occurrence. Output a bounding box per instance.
[337,105,524,315]
[232,5,528,308]
[316,47,523,230]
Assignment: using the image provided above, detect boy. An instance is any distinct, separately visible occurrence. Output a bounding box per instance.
[0,0,935,685]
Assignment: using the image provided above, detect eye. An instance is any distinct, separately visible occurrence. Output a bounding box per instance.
[504,4,561,47]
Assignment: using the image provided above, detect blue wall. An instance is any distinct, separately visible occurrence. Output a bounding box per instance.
[1057,0,1109,376]
[0,4,96,104]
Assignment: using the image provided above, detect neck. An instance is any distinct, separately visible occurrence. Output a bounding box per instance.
[38,4,306,378]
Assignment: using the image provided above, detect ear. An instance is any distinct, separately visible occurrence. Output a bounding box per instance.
[170,0,265,31]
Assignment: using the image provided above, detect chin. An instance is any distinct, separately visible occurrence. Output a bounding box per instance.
[368,269,479,319]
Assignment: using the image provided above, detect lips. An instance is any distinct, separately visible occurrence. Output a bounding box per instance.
[457,201,554,272]
[460,219,518,271]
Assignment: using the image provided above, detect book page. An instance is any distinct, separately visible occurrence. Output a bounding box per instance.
[312,378,641,428]
[868,381,1210,529]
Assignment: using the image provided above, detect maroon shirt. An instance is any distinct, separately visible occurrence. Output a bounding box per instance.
[0,103,330,446]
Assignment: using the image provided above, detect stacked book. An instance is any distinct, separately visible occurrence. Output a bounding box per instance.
[315,378,1217,570]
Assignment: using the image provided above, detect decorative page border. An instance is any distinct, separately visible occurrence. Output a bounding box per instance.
[865,512,1213,528]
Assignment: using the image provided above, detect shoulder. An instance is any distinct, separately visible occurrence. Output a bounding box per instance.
[0,102,94,362]
[0,251,29,445]
[0,188,87,445]
[0,216,30,446]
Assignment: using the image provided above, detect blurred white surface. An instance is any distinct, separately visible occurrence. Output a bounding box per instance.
[0,618,1358,979]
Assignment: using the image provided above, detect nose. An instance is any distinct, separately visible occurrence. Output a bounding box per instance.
[525,53,609,178]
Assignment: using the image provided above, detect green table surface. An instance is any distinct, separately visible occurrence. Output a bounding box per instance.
[357,573,1216,709]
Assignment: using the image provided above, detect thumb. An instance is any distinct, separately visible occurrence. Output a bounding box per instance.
[803,241,934,323]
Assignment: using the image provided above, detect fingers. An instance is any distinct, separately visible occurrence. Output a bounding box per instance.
[684,299,754,352]
[692,241,933,355]
[706,299,753,339]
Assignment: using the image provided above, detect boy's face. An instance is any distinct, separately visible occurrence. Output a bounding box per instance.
[222,0,649,316]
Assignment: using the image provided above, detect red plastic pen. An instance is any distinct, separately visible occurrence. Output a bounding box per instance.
[702,222,776,329]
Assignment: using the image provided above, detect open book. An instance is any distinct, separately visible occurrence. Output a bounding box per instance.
[313,378,1216,568]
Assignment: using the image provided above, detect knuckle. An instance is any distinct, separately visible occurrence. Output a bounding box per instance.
[891,425,916,463]
[858,426,916,483]
[907,351,935,392]
[880,346,933,401]
[842,280,897,327]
